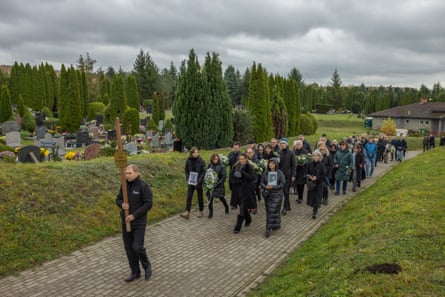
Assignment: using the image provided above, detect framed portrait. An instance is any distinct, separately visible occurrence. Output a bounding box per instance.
[188,171,198,185]
[268,172,277,186]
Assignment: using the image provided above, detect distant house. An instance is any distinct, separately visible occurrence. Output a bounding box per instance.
[369,99,445,135]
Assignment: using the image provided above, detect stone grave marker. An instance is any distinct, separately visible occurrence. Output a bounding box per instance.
[76,131,90,146]
[36,126,47,140]
[5,131,21,147]
[151,133,160,150]
[1,121,20,134]
[124,142,138,155]
[17,145,41,163]
[107,129,116,140]
[84,143,101,160]
[164,131,173,147]
[89,126,100,140]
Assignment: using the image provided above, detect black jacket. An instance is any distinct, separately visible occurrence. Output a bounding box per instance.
[279,148,296,179]
[116,176,153,226]
[185,156,206,186]
[260,159,285,229]
[306,160,326,208]
[208,161,226,198]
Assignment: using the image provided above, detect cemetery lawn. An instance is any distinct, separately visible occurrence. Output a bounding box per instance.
[249,147,445,297]
[0,150,221,277]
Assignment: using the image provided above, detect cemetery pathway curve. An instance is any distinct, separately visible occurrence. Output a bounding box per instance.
[0,150,421,297]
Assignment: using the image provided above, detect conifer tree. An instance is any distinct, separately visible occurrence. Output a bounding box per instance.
[31,65,45,111]
[80,71,89,118]
[247,63,273,142]
[58,65,68,125]
[17,95,26,118]
[104,75,127,127]
[9,62,21,105]
[173,49,208,148]
[224,65,241,106]
[202,52,233,148]
[122,107,139,136]
[0,85,13,123]
[62,67,82,132]
[21,108,36,132]
[269,81,287,139]
[125,75,140,110]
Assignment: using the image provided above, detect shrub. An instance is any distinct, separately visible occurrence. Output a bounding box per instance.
[122,108,139,135]
[21,109,36,132]
[88,102,106,120]
[41,107,53,119]
[380,117,396,136]
[314,103,332,114]
[306,112,318,134]
[299,114,315,135]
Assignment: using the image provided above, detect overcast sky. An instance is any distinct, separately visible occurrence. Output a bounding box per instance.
[1,0,444,88]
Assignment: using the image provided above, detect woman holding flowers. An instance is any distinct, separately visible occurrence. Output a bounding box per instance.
[260,158,285,238]
[205,154,229,218]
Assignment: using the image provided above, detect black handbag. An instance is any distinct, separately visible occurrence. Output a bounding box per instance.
[306,180,316,191]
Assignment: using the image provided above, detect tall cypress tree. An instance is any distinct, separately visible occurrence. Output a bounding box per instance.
[9,62,21,105]
[203,52,233,148]
[247,63,273,142]
[224,65,241,106]
[173,49,208,148]
[125,75,140,111]
[80,71,89,118]
[104,75,127,127]
[62,67,82,132]
[0,85,13,123]
[31,65,45,111]
[58,64,68,125]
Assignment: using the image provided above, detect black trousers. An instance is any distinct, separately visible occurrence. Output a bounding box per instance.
[122,224,151,275]
[186,184,203,211]
[282,177,292,210]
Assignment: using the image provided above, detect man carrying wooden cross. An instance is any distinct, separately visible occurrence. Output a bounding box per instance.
[116,164,153,282]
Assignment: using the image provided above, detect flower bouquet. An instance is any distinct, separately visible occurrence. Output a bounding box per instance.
[248,160,263,175]
[259,159,268,171]
[219,154,230,166]
[203,168,218,192]
[296,153,312,166]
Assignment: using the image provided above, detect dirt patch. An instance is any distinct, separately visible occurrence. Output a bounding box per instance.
[366,263,402,274]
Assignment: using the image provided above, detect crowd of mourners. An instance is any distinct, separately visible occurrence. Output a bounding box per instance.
[179,133,410,238]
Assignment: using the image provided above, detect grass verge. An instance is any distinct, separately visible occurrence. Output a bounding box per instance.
[249,147,445,296]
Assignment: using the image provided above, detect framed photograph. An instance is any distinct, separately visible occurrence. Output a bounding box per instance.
[188,171,198,185]
[268,172,277,186]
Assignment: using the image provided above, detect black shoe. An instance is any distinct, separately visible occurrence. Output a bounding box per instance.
[322,199,328,205]
[144,269,152,281]
[334,192,340,196]
[265,229,270,238]
[297,199,302,204]
[312,215,316,219]
[125,274,141,282]
[233,229,240,234]
[281,209,287,215]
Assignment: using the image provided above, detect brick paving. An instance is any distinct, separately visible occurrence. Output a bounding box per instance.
[0,151,420,297]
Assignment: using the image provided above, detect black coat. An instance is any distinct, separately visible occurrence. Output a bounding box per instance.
[279,147,296,179]
[230,162,256,209]
[116,176,153,226]
[185,156,206,187]
[260,164,285,229]
[294,148,310,184]
[306,161,326,208]
[208,161,226,198]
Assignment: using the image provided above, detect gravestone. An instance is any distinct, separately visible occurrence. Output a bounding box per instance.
[107,129,116,140]
[6,131,21,147]
[53,136,65,157]
[164,131,173,147]
[1,121,20,134]
[89,127,100,139]
[124,142,138,155]
[17,145,41,163]
[146,130,153,138]
[151,134,160,149]
[84,143,101,160]
[140,118,147,127]
[36,126,47,140]
[95,114,104,126]
[76,131,90,146]
[158,120,164,131]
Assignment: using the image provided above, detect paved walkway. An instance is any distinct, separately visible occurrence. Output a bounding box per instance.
[0,151,421,297]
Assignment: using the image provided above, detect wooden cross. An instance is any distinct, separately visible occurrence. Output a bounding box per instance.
[114,117,131,232]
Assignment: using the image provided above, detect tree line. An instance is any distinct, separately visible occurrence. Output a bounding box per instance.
[1,49,445,148]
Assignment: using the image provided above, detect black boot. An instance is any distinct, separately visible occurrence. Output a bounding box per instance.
[139,249,152,281]
[245,212,252,227]
[234,215,244,234]
[312,207,318,219]
[220,197,229,214]
[208,205,213,218]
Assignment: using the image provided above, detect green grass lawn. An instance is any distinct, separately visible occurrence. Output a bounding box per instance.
[249,147,445,296]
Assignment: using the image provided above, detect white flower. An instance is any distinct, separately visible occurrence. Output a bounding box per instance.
[203,168,218,192]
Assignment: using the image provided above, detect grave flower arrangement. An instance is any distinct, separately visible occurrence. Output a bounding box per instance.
[0,151,16,163]
[259,159,268,171]
[248,160,263,175]
[203,168,218,192]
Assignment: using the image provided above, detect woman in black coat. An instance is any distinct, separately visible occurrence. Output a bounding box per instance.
[230,153,256,234]
[306,150,326,219]
[206,154,229,218]
[180,147,206,220]
[318,144,332,205]
[260,158,285,238]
